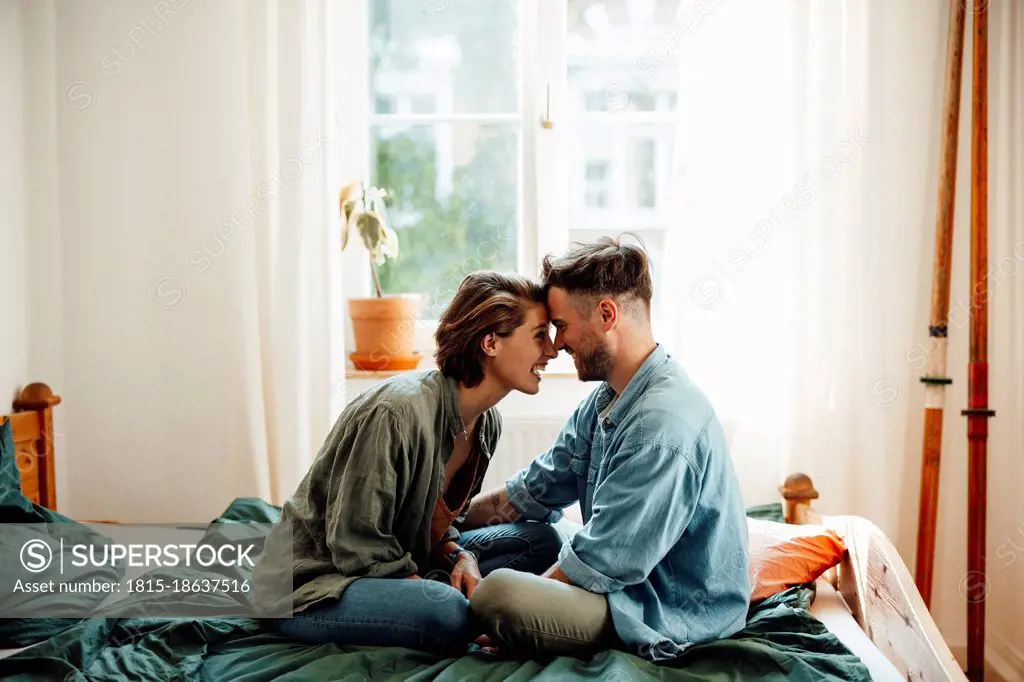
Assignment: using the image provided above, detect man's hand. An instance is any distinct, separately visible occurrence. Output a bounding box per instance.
[460,486,522,530]
[450,552,482,598]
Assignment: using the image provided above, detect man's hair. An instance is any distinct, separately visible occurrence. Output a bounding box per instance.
[435,271,546,388]
[540,235,653,314]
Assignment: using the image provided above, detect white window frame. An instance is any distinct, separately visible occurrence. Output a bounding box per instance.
[344,0,675,360]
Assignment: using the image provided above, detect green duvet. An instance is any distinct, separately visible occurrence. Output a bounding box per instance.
[0,498,871,682]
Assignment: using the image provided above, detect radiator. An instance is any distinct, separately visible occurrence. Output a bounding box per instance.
[482,417,565,489]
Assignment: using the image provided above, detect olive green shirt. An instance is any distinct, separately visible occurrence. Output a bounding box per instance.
[252,370,500,615]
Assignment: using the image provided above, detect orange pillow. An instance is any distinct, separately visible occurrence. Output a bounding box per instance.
[747,518,846,602]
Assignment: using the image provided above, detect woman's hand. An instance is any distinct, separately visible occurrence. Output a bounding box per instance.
[450,552,482,598]
[473,633,500,654]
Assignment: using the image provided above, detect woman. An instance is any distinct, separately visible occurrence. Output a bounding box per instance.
[253,272,561,654]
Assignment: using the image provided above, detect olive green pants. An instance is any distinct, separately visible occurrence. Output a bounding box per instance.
[469,568,621,658]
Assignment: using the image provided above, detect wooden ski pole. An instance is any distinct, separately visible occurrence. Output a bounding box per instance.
[963,1,994,679]
[915,0,966,608]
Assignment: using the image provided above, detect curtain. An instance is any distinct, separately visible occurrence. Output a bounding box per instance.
[664,0,1024,658]
[18,0,346,520]
[238,0,346,505]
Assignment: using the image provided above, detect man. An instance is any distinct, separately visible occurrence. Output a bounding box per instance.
[459,237,750,661]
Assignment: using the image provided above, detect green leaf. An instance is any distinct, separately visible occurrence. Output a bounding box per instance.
[355,211,386,254]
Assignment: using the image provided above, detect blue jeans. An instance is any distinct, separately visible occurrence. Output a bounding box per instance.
[269,521,562,653]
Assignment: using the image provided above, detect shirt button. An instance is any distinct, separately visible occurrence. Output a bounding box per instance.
[603,419,612,429]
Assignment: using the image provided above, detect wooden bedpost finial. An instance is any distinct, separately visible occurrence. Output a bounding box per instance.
[780,472,819,525]
[13,383,62,412]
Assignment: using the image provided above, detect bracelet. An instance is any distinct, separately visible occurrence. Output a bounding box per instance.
[447,547,472,565]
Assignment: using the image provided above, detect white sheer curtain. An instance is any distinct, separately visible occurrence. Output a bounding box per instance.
[237,0,347,504]
[17,0,347,519]
[664,0,1024,659]
[662,0,803,515]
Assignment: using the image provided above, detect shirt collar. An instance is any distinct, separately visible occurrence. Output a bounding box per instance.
[440,372,466,439]
[595,344,669,428]
[439,371,492,456]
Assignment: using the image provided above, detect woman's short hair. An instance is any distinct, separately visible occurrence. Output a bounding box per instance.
[435,271,546,387]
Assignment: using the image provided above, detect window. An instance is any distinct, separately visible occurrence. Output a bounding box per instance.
[364,0,684,322]
[369,0,521,319]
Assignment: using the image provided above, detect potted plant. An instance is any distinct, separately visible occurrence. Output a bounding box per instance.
[340,181,423,371]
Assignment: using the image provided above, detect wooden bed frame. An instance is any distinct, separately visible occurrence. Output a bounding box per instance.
[781,473,967,681]
[0,384,966,679]
[1,383,61,509]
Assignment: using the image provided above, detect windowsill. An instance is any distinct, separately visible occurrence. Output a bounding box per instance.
[345,364,582,380]
[345,367,423,379]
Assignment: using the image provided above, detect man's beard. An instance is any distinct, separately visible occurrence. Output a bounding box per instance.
[571,336,613,382]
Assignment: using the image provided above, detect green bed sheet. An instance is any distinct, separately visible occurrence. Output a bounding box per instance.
[0,498,871,682]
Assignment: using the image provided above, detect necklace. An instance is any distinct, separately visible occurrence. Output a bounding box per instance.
[458,416,478,441]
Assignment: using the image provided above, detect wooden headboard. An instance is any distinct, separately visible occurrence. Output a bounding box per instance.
[0,383,61,509]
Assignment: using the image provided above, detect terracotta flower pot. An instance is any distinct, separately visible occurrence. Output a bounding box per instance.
[348,295,423,371]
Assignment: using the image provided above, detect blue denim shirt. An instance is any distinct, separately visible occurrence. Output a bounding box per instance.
[506,345,750,661]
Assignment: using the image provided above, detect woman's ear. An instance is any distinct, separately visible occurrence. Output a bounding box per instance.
[480,333,499,357]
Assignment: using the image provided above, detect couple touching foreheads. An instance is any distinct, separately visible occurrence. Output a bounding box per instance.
[253,236,751,662]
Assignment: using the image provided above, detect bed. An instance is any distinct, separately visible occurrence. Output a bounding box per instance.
[0,383,967,681]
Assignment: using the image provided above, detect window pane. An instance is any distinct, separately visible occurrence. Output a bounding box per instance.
[584,160,609,208]
[628,138,656,208]
[371,123,519,316]
[568,122,673,218]
[370,0,520,115]
[410,94,437,114]
[565,0,683,317]
[631,92,655,112]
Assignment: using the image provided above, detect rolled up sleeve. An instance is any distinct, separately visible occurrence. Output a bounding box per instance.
[505,401,592,522]
[559,441,701,593]
[440,524,460,544]
[505,469,564,523]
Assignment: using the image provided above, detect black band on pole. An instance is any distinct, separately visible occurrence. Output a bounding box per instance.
[920,376,954,385]
[960,409,996,417]
[929,324,949,337]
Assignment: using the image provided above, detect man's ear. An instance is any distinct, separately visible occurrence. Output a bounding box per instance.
[480,332,499,357]
[597,298,618,330]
